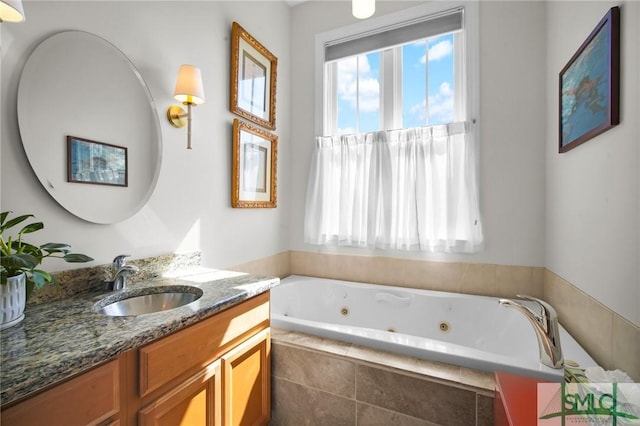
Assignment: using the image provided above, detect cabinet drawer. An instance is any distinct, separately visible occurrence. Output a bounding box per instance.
[1,359,120,426]
[139,293,269,398]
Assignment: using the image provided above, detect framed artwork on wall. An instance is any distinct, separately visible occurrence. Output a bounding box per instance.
[232,119,278,208]
[559,6,620,153]
[67,136,128,187]
[230,22,278,131]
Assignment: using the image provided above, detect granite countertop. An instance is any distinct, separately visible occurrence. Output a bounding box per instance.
[0,269,279,407]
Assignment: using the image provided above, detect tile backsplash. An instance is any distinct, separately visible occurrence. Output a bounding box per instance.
[27,251,201,306]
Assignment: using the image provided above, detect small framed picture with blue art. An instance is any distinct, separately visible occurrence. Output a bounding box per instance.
[67,136,128,187]
[559,6,620,153]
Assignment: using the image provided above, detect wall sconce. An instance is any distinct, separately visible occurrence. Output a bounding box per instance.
[0,0,25,22]
[352,0,374,19]
[167,64,205,150]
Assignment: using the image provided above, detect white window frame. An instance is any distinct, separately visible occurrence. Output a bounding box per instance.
[314,1,479,137]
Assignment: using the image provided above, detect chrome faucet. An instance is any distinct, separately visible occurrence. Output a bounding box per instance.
[106,254,139,291]
[498,295,564,369]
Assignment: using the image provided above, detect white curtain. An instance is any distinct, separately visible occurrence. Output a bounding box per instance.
[304,121,483,253]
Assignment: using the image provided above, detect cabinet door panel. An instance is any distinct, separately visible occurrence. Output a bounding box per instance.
[139,360,221,426]
[222,328,270,426]
[1,359,120,426]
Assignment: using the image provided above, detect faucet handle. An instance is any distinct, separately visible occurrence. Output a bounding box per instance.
[516,294,558,322]
[113,254,131,268]
[516,295,555,311]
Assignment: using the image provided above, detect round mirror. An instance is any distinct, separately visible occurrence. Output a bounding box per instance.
[17,31,161,224]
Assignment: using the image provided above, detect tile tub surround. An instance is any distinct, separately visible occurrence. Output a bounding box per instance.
[229,251,291,279]
[271,328,495,426]
[290,250,544,298]
[27,251,202,306]
[544,270,640,381]
[288,251,638,380]
[0,271,279,406]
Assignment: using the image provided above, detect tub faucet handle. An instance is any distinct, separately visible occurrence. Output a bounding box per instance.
[515,294,556,325]
[499,295,563,369]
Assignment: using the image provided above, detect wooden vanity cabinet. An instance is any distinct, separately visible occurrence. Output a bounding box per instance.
[137,328,271,426]
[131,292,271,426]
[1,292,271,426]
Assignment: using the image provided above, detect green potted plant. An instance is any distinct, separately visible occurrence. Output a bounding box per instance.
[0,211,93,329]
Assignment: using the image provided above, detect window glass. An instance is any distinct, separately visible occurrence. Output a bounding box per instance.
[332,33,457,135]
[403,33,455,127]
[336,52,381,135]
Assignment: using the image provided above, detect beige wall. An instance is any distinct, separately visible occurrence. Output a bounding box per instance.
[1,1,292,271]
[545,1,640,327]
[288,1,548,268]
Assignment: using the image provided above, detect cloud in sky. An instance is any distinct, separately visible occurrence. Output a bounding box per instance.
[408,81,454,125]
[337,55,380,113]
[419,39,453,64]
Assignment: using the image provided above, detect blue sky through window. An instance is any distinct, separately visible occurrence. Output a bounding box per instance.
[404,33,455,127]
[335,33,455,134]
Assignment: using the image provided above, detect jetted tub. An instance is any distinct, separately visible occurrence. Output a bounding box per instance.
[271,275,596,381]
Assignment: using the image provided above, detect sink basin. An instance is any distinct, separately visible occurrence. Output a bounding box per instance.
[94,285,203,316]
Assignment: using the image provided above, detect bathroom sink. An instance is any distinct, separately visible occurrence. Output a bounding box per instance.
[94,285,203,316]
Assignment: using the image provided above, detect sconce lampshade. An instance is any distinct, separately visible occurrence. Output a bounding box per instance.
[173,64,205,105]
[352,0,374,19]
[0,0,25,22]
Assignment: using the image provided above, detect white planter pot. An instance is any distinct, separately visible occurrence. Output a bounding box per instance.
[1,273,27,330]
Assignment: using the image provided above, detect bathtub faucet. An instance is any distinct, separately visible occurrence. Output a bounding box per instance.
[498,295,564,369]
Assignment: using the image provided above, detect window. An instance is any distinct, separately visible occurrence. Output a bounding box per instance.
[318,4,476,136]
[306,3,482,253]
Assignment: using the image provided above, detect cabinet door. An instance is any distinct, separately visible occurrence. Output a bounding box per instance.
[221,328,270,426]
[139,360,221,426]
[1,359,120,426]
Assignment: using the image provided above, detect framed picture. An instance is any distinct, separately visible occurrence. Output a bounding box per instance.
[232,119,277,208]
[559,6,620,153]
[67,136,128,187]
[230,21,277,130]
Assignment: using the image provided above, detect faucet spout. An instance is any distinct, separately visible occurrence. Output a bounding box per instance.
[105,255,139,291]
[499,295,564,369]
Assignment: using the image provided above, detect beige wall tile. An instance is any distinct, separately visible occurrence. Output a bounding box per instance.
[460,263,497,296]
[544,270,614,369]
[291,251,465,293]
[459,368,496,394]
[578,297,614,368]
[271,377,356,426]
[272,342,356,398]
[227,251,291,278]
[496,265,541,298]
[477,395,495,426]
[532,267,545,292]
[612,314,640,381]
[346,344,463,386]
[271,327,352,357]
[544,272,580,326]
[356,403,438,426]
[356,364,476,426]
